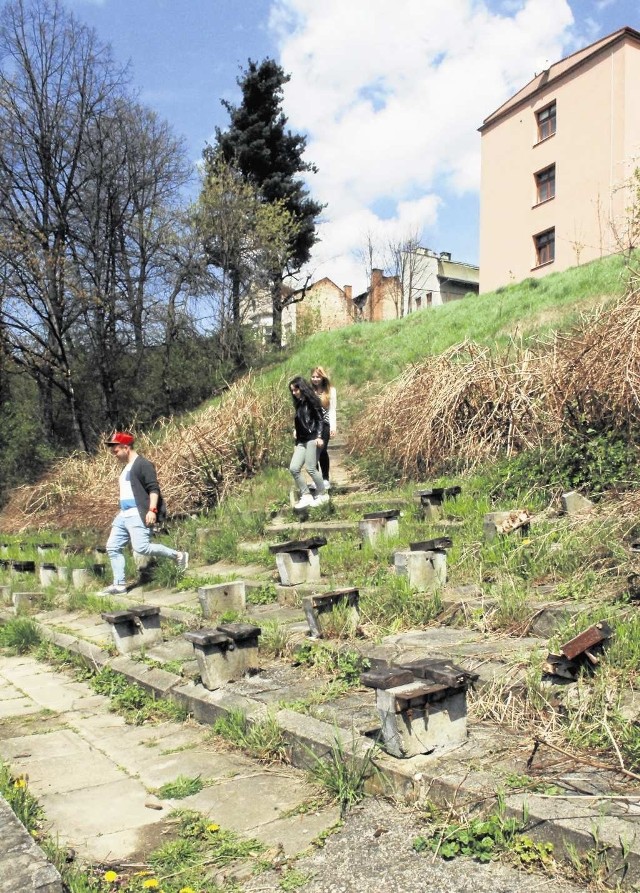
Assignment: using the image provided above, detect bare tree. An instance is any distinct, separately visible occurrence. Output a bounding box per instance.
[0,0,125,448]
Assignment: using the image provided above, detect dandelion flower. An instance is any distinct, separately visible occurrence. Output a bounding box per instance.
[104,870,118,883]
[178,888,196,893]
[142,880,160,889]
[13,778,26,789]
[206,823,220,832]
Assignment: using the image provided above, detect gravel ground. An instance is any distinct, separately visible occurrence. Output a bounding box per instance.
[241,798,583,893]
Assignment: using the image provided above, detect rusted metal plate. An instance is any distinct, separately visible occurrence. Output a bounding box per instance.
[268,536,327,554]
[409,537,453,552]
[360,668,415,690]
[560,621,613,660]
[363,510,400,520]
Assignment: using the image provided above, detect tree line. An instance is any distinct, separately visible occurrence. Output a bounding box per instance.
[0,0,321,498]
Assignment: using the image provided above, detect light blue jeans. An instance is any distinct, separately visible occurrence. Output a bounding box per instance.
[289,441,325,495]
[106,511,178,585]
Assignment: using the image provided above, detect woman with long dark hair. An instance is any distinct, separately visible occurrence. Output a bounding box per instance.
[288,376,328,509]
[310,366,337,490]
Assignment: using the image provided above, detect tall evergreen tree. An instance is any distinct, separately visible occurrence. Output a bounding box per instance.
[210,58,323,345]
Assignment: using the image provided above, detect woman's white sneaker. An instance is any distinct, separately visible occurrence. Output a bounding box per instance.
[323,480,331,490]
[294,493,315,509]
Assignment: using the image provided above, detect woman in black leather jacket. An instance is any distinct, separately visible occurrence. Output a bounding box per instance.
[288,376,328,509]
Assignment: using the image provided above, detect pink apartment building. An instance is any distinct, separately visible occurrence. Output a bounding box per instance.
[479,27,640,293]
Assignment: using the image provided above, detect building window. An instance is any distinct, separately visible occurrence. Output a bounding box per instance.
[536,102,556,142]
[534,228,555,266]
[415,294,422,310]
[535,165,556,203]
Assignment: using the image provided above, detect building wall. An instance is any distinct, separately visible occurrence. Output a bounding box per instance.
[480,34,640,292]
[297,278,353,332]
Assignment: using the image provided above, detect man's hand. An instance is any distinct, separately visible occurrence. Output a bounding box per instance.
[145,511,157,526]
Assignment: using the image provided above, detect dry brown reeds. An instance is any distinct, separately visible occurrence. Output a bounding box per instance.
[0,374,290,533]
[350,283,640,479]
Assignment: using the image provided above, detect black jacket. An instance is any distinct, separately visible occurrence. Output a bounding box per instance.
[294,400,323,444]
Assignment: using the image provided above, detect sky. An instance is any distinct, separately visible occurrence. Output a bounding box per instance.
[67,0,639,294]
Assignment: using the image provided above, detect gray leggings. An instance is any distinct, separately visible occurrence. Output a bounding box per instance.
[289,440,325,495]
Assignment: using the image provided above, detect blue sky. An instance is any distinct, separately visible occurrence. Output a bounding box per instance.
[69,0,639,292]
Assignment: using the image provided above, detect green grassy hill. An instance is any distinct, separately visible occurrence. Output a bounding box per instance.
[265,253,628,397]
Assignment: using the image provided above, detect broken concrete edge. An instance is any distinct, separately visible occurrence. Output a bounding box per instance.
[0,795,63,893]
[1,612,638,885]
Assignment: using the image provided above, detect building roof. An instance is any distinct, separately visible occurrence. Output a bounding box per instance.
[480,26,640,132]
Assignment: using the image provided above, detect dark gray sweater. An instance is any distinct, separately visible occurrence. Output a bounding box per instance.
[130,455,167,522]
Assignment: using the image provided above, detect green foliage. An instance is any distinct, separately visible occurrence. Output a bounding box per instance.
[259,619,292,658]
[80,666,187,725]
[490,428,640,504]
[279,869,312,890]
[157,775,204,799]
[294,641,369,686]
[211,708,288,762]
[0,618,41,653]
[413,800,553,868]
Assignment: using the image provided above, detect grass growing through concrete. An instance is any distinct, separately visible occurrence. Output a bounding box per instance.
[306,732,380,817]
[157,775,204,799]
[210,708,288,762]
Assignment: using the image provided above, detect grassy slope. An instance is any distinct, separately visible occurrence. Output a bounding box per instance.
[266,253,628,396]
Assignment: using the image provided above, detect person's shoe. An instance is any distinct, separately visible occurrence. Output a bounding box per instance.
[177,551,189,572]
[294,493,315,509]
[323,479,331,490]
[100,584,127,596]
[313,493,330,506]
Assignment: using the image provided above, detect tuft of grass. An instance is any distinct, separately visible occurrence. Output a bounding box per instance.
[157,775,204,800]
[306,733,380,817]
[0,617,41,653]
[259,619,292,658]
[211,708,288,762]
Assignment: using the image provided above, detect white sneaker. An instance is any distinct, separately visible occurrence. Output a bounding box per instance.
[177,551,189,571]
[100,584,127,596]
[323,480,331,490]
[313,493,330,506]
[294,493,315,509]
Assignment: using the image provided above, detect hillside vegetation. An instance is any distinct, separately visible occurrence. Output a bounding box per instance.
[0,253,633,532]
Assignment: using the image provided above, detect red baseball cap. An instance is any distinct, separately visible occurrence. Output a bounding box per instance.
[105,431,134,446]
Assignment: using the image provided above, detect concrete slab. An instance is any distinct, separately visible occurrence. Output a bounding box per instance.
[135,749,242,789]
[40,777,165,851]
[9,749,124,795]
[253,805,342,856]
[174,770,317,834]
[0,698,43,719]
[0,728,88,762]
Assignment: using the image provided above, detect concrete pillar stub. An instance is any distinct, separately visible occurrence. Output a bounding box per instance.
[394,550,446,592]
[198,581,246,618]
[12,592,41,615]
[103,611,162,655]
[375,686,468,758]
[275,549,320,586]
[359,517,399,545]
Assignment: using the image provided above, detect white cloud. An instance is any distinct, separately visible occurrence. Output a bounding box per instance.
[270,0,575,292]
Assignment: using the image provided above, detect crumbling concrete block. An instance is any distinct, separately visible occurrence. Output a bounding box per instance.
[484,510,531,541]
[561,491,594,515]
[101,605,162,655]
[414,486,462,520]
[361,660,476,759]
[269,538,327,586]
[184,622,261,690]
[394,550,446,592]
[359,510,400,545]
[198,580,246,618]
